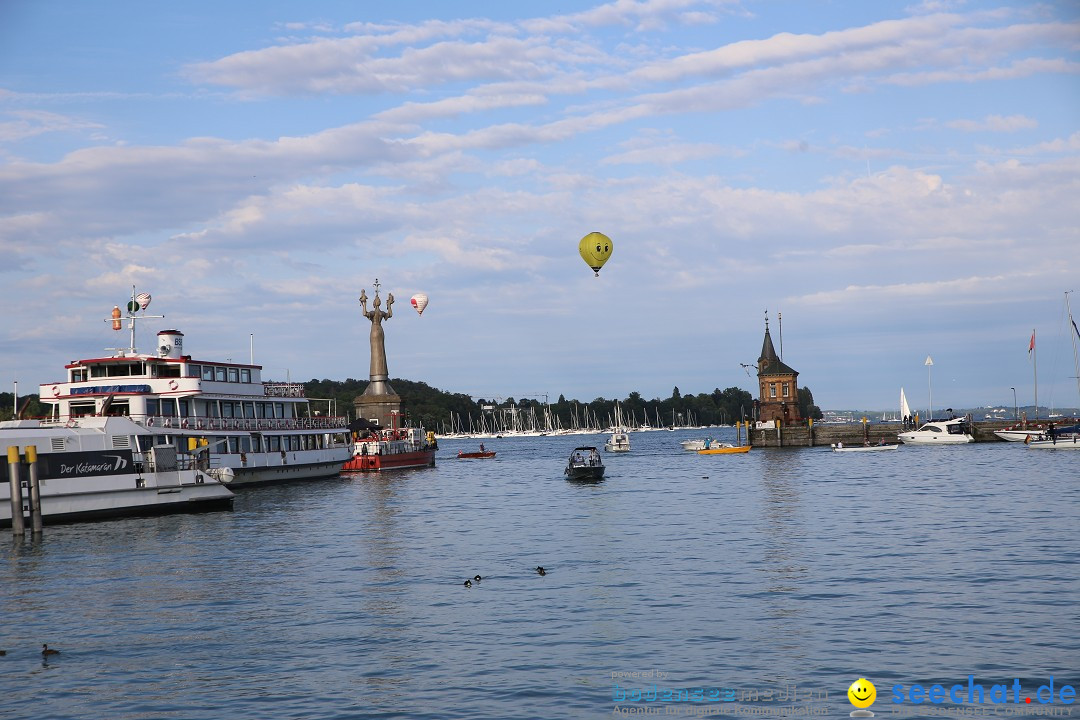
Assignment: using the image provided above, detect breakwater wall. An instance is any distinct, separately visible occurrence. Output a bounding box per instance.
[747,419,1024,448]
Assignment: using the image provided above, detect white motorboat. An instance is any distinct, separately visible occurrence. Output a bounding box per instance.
[994,427,1049,442]
[604,431,631,452]
[831,442,899,452]
[0,415,233,527]
[680,438,720,451]
[897,417,975,444]
[36,289,353,487]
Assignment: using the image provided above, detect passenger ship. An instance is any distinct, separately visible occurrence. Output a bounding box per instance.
[36,292,352,486]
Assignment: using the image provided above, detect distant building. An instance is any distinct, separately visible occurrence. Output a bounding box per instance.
[757,320,803,426]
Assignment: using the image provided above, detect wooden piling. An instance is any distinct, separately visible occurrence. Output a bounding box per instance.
[7,446,25,536]
[27,446,42,535]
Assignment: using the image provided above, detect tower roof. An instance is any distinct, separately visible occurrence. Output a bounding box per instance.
[758,326,798,377]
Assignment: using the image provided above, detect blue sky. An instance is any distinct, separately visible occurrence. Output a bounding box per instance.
[2,0,1078,413]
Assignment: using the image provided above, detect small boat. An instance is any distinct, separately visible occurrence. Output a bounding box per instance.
[994,425,1050,442]
[604,431,630,453]
[897,417,975,444]
[1026,424,1080,449]
[0,416,234,527]
[831,442,899,452]
[565,446,605,481]
[697,444,750,455]
[458,448,496,459]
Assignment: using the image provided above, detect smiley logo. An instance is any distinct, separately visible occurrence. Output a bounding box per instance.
[848,678,877,709]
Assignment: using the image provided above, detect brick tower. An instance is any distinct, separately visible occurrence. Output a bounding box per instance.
[757,318,802,426]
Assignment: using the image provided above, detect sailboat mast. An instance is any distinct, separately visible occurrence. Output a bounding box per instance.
[1067,291,1080,406]
[1032,328,1038,420]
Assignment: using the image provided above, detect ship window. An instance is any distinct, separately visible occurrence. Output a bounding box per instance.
[274,403,284,419]
[216,367,227,382]
[202,366,215,381]
[227,437,239,453]
[257,403,268,419]
[925,425,942,433]
[147,399,159,415]
[107,400,130,417]
[188,364,200,378]
[70,401,95,417]
[222,403,235,418]
[241,369,251,383]
[91,366,107,378]
[243,402,255,419]
[268,435,280,451]
[179,400,189,417]
[240,436,251,452]
[71,369,86,382]
[251,436,263,452]
[228,368,239,382]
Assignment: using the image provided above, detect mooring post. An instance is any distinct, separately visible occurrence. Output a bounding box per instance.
[7,446,25,536]
[808,417,814,447]
[27,445,42,535]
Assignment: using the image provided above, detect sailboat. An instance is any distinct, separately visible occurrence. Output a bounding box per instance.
[604,402,631,452]
[1026,291,1080,449]
[900,387,912,427]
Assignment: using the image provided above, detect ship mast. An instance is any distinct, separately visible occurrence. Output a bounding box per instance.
[104,285,164,356]
[1067,290,1080,406]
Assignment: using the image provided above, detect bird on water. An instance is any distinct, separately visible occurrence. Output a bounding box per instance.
[41,644,60,656]
[536,566,546,576]
[473,575,482,582]
[463,579,472,588]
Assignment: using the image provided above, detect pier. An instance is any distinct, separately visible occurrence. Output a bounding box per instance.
[746,419,1027,448]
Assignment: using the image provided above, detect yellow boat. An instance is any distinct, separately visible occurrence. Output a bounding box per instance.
[697,444,751,455]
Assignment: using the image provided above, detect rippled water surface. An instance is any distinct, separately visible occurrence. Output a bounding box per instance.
[2,430,1077,719]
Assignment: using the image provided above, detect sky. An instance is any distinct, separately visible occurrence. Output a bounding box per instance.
[1,0,1079,414]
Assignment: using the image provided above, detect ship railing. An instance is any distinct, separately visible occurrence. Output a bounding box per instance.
[141,415,349,432]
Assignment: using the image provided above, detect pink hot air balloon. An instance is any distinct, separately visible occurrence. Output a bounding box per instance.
[410,292,429,316]
[136,292,151,310]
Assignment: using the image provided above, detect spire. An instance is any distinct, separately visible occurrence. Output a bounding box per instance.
[757,322,797,377]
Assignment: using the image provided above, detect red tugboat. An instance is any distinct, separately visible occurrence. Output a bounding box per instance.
[341,411,436,472]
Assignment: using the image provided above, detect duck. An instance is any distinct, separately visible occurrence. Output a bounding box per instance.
[463,579,472,588]
[473,575,482,582]
[41,644,60,656]
[536,566,546,576]
[0,649,7,656]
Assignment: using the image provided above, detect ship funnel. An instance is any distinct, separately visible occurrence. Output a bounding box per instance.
[156,330,185,359]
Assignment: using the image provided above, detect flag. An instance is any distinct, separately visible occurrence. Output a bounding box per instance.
[1028,330,1035,356]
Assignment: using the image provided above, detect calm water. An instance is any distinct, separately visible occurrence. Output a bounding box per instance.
[2,429,1077,720]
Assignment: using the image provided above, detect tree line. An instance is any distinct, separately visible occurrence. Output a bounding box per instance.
[0,382,823,428]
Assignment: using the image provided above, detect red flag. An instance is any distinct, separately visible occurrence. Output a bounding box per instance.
[1028,330,1035,355]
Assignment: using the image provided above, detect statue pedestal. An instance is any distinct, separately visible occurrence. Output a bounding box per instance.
[354,378,401,429]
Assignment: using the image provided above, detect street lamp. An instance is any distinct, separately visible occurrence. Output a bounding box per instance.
[925,355,934,421]
[1011,387,1017,421]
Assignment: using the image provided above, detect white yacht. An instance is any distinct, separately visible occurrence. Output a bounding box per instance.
[35,290,352,486]
[1,415,233,527]
[897,417,975,445]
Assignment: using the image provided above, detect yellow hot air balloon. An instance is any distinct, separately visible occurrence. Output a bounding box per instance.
[579,231,613,276]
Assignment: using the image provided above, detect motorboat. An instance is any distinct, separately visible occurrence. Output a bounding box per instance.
[565,446,605,481]
[697,444,750,455]
[897,417,975,444]
[831,442,899,452]
[604,431,631,453]
[1,415,233,527]
[994,424,1052,442]
[37,289,353,486]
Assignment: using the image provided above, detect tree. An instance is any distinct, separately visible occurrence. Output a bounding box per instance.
[798,386,823,420]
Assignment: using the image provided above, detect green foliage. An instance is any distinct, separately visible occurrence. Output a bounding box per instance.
[798,386,824,420]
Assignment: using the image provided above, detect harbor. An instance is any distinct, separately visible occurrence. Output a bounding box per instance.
[2,430,1076,719]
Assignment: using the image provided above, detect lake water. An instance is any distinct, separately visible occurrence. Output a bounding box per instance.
[2,429,1077,719]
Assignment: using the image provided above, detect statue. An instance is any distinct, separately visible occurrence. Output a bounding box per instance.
[359,282,394,380]
[356,279,399,415]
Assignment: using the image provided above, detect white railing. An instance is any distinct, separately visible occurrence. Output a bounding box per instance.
[143,415,348,431]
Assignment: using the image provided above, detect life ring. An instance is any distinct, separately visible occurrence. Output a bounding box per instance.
[65,418,76,428]
[181,419,190,429]
[52,385,61,397]
[168,380,179,391]
[147,417,155,426]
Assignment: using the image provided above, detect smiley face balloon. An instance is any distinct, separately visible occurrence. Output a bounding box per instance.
[578,231,613,276]
[848,679,876,709]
